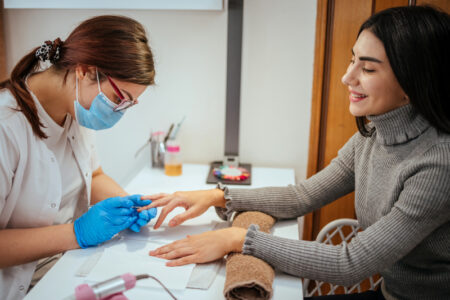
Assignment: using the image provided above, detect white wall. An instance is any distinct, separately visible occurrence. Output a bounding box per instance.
[3,0,316,186]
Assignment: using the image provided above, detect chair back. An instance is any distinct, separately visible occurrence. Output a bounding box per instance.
[303,218,382,296]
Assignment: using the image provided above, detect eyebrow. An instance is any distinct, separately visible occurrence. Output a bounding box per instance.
[351,49,382,63]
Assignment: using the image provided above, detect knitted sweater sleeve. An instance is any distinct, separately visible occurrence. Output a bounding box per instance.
[215,133,358,220]
[242,142,450,286]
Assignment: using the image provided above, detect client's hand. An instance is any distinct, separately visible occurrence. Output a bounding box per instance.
[139,189,226,229]
[149,227,247,266]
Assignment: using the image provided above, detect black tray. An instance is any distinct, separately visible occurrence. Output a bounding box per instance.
[206,161,252,185]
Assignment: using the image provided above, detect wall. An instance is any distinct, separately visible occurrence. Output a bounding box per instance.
[3,0,316,186]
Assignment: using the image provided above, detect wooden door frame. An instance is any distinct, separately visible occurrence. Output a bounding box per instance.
[303,0,331,241]
[0,0,7,81]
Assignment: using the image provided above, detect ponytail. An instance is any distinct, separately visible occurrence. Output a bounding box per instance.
[0,46,48,139]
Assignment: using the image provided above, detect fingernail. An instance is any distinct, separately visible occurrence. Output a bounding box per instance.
[169,220,176,226]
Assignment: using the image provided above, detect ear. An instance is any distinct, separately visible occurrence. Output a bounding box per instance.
[75,65,97,81]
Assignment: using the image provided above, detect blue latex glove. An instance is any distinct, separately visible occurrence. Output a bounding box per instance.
[74,194,150,248]
[129,205,158,232]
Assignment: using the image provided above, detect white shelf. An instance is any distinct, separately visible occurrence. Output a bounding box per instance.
[4,0,224,10]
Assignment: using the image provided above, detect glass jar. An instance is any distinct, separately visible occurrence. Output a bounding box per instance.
[164,140,182,176]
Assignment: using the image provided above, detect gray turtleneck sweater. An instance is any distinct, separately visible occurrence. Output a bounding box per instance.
[216,104,450,299]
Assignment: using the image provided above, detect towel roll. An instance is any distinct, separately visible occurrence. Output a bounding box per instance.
[224,211,276,300]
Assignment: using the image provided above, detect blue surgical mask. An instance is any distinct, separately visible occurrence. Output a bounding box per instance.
[74,70,124,130]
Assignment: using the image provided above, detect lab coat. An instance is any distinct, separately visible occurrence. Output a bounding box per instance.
[0,89,99,300]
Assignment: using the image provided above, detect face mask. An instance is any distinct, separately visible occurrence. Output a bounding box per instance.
[74,69,124,130]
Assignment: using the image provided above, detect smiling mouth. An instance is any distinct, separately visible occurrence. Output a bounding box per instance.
[349,92,368,102]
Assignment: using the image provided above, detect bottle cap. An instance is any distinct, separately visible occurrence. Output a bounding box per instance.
[166,140,180,152]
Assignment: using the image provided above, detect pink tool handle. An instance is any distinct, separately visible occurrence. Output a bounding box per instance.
[75,284,96,300]
[102,274,136,300]
[121,273,137,290]
[75,273,137,300]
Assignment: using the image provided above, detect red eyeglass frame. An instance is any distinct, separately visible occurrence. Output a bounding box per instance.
[106,76,138,112]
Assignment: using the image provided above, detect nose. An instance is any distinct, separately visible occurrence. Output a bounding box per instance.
[341,63,358,87]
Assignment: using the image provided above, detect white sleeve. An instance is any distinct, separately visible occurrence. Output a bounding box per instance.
[0,122,20,213]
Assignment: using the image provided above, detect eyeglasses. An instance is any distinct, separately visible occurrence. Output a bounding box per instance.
[106,75,138,112]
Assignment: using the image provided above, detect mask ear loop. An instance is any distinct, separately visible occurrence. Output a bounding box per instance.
[74,73,80,121]
[96,68,102,94]
[75,74,79,102]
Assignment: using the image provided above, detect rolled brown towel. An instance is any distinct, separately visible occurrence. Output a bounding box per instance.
[224,211,276,300]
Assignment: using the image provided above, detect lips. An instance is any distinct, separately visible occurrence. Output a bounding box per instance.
[349,91,368,103]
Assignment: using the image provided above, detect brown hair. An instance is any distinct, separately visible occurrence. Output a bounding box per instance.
[355,6,450,136]
[0,15,155,139]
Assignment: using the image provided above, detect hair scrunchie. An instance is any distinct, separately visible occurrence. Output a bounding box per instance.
[35,38,63,63]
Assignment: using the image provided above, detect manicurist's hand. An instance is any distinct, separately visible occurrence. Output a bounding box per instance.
[74,194,151,248]
[129,205,157,232]
[140,189,226,229]
[149,227,247,266]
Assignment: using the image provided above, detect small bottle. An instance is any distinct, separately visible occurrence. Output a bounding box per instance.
[164,140,182,176]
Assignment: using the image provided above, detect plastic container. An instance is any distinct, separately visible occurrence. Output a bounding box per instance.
[164,140,182,176]
[150,131,165,168]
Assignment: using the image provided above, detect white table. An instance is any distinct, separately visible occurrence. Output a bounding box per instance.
[25,164,303,300]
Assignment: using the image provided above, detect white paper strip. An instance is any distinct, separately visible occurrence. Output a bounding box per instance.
[86,248,194,290]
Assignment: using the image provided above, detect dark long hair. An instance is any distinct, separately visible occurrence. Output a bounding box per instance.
[0,15,155,139]
[355,6,450,136]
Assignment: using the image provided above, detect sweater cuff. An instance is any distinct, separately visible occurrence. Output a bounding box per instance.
[242,224,261,255]
[214,182,236,221]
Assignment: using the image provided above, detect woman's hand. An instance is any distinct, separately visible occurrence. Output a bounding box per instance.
[140,189,226,229]
[74,195,150,248]
[129,206,157,232]
[149,227,247,266]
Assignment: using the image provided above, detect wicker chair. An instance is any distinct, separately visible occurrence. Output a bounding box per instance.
[303,218,382,297]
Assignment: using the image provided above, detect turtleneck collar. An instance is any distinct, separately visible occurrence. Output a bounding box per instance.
[367,104,430,145]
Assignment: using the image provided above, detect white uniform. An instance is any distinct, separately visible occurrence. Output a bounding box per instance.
[0,88,99,300]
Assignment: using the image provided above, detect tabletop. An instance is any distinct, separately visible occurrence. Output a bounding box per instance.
[25,164,303,300]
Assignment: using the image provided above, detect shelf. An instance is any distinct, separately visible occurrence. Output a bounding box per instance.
[4,0,224,10]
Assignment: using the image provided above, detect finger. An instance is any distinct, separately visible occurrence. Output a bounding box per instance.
[139,196,173,211]
[127,194,142,202]
[129,194,151,207]
[138,210,150,221]
[141,208,157,219]
[108,215,135,226]
[136,218,148,227]
[110,198,136,209]
[149,240,186,256]
[141,193,169,201]
[129,223,140,232]
[158,247,196,260]
[110,208,136,216]
[118,216,138,231]
[130,195,152,207]
[166,254,198,267]
[153,201,179,229]
[168,207,201,227]
[134,211,154,226]
[109,195,146,209]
